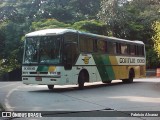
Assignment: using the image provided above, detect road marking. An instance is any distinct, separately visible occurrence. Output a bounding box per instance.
[4,85,21,111]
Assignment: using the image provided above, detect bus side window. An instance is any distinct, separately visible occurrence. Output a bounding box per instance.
[135,45,139,56]
[93,39,98,52]
[130,45,135,55]
[116,43,121,54]
[64,32,78,43]
[97,40,107,53]
[108,42,116,54]
[127,44,130,54]
[79,35,94,53]
[139,45,145,56]
[141,46,145,56]
[121,44,128,55]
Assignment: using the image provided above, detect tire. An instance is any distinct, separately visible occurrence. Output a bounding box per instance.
[48,85,54,90]
[102,80,112,84]
[122,69,134,83]
[78,71,85,90]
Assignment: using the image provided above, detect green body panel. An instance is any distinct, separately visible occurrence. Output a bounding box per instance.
[93,54,115,82]
[37,66,49,72]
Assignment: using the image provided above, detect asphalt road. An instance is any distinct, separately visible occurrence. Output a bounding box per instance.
[0,78,160,120]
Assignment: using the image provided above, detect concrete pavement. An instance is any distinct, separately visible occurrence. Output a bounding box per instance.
[0,103,5,111]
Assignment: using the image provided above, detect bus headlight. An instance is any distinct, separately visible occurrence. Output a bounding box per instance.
[23,78,28,80]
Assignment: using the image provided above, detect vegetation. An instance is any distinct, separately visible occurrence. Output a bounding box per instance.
[152,21,160,58]
[0,0,160,77]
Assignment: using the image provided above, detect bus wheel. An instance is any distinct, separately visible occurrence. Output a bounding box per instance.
[78,72,85,90]
[48,85,54,90]
[103,81,112,84]
[122,69,134,83]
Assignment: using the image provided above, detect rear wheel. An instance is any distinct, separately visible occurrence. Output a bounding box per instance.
[48,85,54,90]
[122,69,134,83]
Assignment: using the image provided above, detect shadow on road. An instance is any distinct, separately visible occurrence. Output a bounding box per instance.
[28,81,143,93]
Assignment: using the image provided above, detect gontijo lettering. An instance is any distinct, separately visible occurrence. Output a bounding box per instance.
[119,58,135,63]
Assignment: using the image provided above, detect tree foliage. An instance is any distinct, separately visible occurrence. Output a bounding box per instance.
[0,21,24,72]
[0,0,100,23]
[30,19,70,31]
[98,0,160,43]
[152,21,160,57]
[72,20,107,35]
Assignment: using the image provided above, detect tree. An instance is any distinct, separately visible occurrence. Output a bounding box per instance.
[72,20,108,35]
[0,0,101,23]
[69,0,100,21]
[98,0,160,43]
[146,48,160,68]
[0,21,25,72]
[30,19,70,31]
[152,21,160,58]
[98,0,130,38]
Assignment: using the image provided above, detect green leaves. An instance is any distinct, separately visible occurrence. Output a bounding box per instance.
[152,21,160,58]
[31,19,70,31]
[72,20,107,35]
[98,0,160,41]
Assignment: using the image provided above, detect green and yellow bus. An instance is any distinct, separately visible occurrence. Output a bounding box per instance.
[22,29,146,89]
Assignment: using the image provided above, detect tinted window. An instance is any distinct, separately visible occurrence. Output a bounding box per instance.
[79,35,94,52]
[138,45,144,56]
[64,32,78,43]
[97,40,107,53]
[121,44,128,55]
[116,43,121,54]
[130,45,136,55]
[108,42,116,54]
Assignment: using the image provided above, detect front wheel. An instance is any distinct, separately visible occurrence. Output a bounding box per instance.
[122,78,133,83]
[102,80,112,84]
[48,85,54,90]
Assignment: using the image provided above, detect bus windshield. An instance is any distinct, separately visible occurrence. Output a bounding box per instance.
[23,36,62,64]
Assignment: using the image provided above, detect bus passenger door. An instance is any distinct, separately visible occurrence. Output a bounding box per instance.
[63,42,78,70]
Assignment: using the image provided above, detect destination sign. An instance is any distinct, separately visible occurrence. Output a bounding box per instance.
[23,66,37,71]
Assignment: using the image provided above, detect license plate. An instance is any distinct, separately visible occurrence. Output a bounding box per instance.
[35,77,42,81]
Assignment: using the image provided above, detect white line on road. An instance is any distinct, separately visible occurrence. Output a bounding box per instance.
[4,84,21,111]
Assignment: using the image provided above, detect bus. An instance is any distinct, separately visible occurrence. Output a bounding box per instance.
[22,28,146,90]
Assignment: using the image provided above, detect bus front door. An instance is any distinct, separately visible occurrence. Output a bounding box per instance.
[63,42,78,70]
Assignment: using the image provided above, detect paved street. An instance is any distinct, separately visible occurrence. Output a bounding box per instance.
[0,78,160,120]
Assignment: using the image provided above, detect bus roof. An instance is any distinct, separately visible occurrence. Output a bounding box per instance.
[25,29,78,37]
[26,28,144,45]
